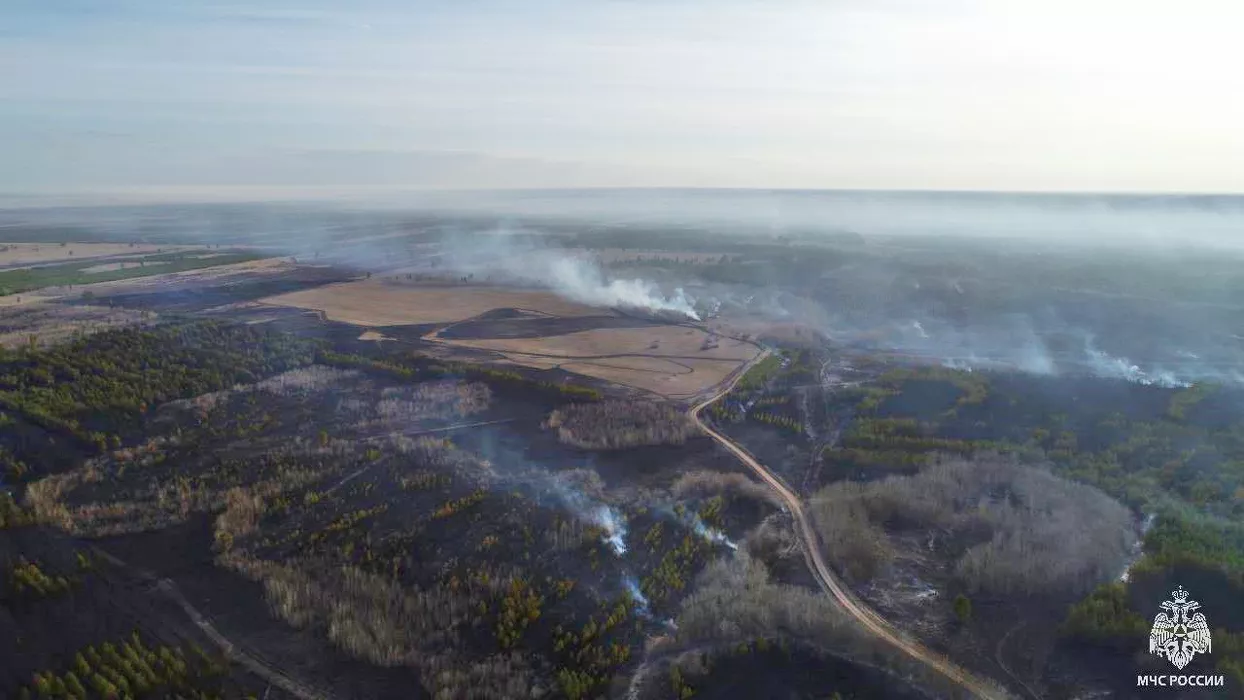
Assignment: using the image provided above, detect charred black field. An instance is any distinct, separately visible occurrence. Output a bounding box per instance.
[2,199,1244,700]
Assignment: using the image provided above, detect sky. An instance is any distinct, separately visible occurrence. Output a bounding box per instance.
[3,0,1244,196]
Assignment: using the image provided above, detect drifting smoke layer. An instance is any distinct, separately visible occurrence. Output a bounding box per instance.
[1084,344,1191,388]
[545,255,700,320]
[439,227,700,320]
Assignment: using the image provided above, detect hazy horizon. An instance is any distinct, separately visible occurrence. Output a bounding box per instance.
[5,0,1244,197]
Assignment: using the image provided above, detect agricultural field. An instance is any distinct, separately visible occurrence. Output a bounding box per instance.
[259,280,601,326]
[0,242,206,268]
[432,324,759,399]
[0,249,264,297]
[259,279,761,398]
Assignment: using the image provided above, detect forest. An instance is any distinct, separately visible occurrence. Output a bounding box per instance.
[545,401,699,450]
[3,318,788,699]
[726,356,1244,692]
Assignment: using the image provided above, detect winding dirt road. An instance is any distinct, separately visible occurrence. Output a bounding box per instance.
[689,349,1008,700]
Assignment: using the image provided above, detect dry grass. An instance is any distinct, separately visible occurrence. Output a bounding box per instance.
[0,302,153,348]
[436,325,753,361]
[81,256,289,292]
[435,324,759,397]
[263,279,760,396]
[545,400,698,449]
[564,357,743,397]
[0,242,204,266]
[259,280,600,326]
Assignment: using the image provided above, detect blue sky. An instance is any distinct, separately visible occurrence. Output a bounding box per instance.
[3,0,1243,196]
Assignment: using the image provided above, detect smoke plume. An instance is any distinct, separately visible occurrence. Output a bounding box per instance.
[438,226,700,319]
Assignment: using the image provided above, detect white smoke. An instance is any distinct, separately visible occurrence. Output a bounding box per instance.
[624,575,650,613]
[539,469,630,556]
[438,226,701,320]
[1084,341,1192,388]
[543,255,700,320]
[690,514,738,551]
[593,504,629,556]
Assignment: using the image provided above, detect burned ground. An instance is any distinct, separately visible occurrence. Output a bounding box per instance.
[711,348,1244,698]
[5,323,802,699]
[436,313,663,341]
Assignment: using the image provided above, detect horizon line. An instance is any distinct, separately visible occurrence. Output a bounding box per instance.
[4,185,1244,209]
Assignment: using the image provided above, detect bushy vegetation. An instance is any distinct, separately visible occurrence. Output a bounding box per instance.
[546,401,699,450]
[733,354,784,393]
[5,557,75,600]
[670,471,781,508]
[12,632,230,700]
[0,321,319,480]
[644,552,980,700]
[811,453,1136,596]
[1,493,33,529]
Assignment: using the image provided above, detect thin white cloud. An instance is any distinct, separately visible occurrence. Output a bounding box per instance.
[2,0,1243,193]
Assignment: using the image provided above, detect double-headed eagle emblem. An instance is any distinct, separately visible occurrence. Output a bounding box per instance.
[1149,586,1212,669]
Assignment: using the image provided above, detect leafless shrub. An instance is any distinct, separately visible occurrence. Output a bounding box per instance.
[390,436,495,487]
[349,381,492,427]
[221,553,533,697]
[809,482,897,581]
[214,487,266,543]
[673,553,850,646]
[429,652,537,700]
[0,303,151,349]
[552,468,607,501]
[641,553,974,700]
[810,453,1136,596]
[223,554,470,662]
[742,514,800,567]
[543,518,597,551]
[671,471,782,508]
[254,366,362,395]
[545,401,699,450]
[30,440,346,538]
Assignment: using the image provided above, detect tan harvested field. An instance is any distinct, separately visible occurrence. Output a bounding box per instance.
[258,279,759,396]
[259,280,600,326]
[0,293,55,308]
[564,357,748,397]
[358,330,397,343]
[433,324,755,362]
[0,242,204,267]
[432,324,760,398]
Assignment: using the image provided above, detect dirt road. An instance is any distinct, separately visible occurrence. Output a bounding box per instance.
[91,546,331,700]
[689,349,1008,700]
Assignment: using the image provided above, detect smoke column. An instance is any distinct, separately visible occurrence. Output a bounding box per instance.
[624,575,650,614]
[593,505,629,556]
[690,514,738,551]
